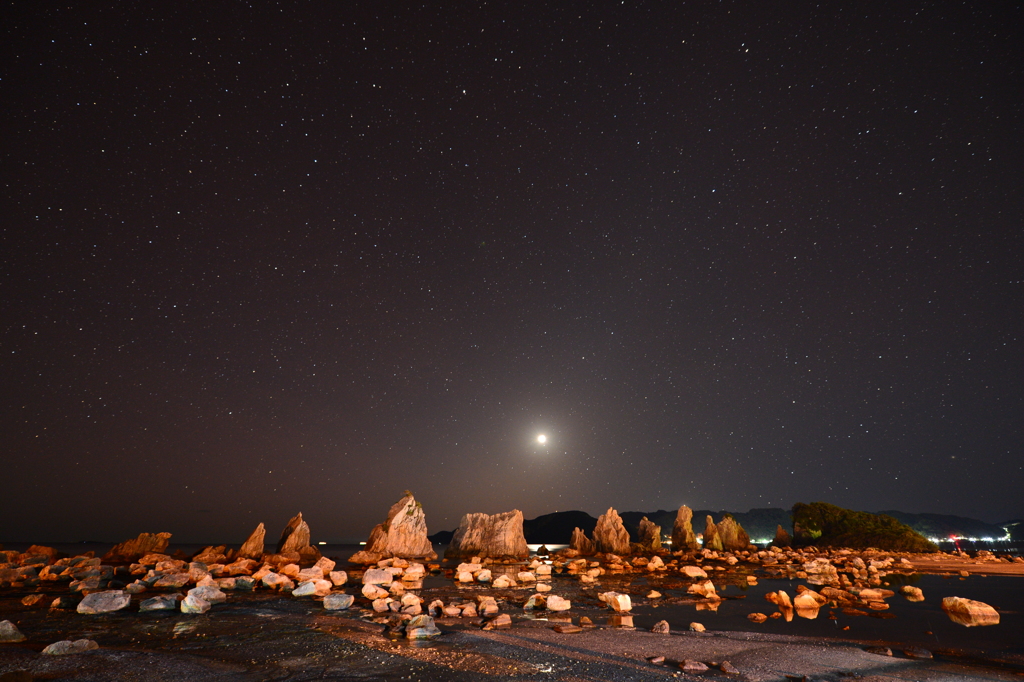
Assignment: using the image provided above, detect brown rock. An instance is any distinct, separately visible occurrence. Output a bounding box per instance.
[747,612,768,623]
[703,516,723,551]
[277,513,318,557]
[716,515,750,552]
[444,510,529,560]
[350,492,437,563]
[103,532,172,562]
[238,523,266,560]
[636,517,662,551]
[941,596,1000,627]
[569,527,595,555]
[593,508,630,555]
[553,623,583,634]
[671,505,698,551]
[773,525,792,547]
[651,619,670,634]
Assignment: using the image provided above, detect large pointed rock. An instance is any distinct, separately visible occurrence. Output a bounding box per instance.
[569,527,595,555]
[276,513,321,562]
[103,532,172,562]
[716,514,750,551]
[444,510,529,560]
[773,524,792,548]
[238,523,266,560]
[349,492,437,564]
[703,516,723,551]
[593,508,630,555]
[636,517,662,551]
[671,505,699,551]
[942,597,1000,627]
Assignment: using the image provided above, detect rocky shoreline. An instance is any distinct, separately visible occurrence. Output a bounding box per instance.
[2,495,1021,680]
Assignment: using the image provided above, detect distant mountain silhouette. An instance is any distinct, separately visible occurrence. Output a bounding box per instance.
[429,507,1008,547]
[875,511,1007,541]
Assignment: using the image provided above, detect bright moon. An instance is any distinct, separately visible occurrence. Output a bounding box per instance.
[537,434,547,444]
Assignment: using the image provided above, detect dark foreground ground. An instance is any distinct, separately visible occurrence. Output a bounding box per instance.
[3,584,1023,682]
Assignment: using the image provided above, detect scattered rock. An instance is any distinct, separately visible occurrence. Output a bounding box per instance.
[649,655,665,665]
[600,592,632,612]
[180,594,211,614]
[324,593,355,610]
[42,639,99,655]
[349,492,437,563]
[651,620,670,634]
[681,565,707,578]
[903,646,933,659]
[188,585,227,604]
[747,612,768,623]
[900,585,924,601]
[0,621,26,643]
[720,661,740,674]
[546,595,571,611]
[689,622,706,632]
[20,594,46,607]
[139,594,182,611]
[865,646,892,656]
[405,615,441,639]
[483,613,512,630]
[680,660,709,672]
[647,590,662,599]
[941,596,1000,627]
[553,623,582,634]
[49,596,77,610]
[77,590,130,614]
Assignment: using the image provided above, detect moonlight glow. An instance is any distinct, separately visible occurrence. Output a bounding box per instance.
[537,434,547,444]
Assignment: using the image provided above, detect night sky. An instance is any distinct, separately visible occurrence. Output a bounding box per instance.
[3,2,1022,544]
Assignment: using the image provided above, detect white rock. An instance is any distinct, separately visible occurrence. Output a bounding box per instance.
[77,590,130,614]
[323,593,355,610]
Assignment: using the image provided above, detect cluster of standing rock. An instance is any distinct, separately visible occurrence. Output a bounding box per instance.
[0,491,1006,653]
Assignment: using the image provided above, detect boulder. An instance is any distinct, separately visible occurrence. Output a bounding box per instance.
[681,565,707,578]
[188,586,227,604]
[636,517,662,551]
[546,595,571,611]
[349,492,437,563]
[238,523,266,560]
[0,620,26,643]
[42,639,99,655]
[406,615,441,639]
[703,516,723,551]
[671,505,699,551]
[900,585,924,602]
[569,527,595,555]
[77,590,130,614]
[139,594,182,612]
[293,580,332,597]
[941,597,1000,627]
[483,613,512,630]
[181,594,211,614]
[716,515,750,552]
[593,508,631,555]
[600,592,632,612]
[651,620,670,634]
[103,532,172,562]
[362,568,394,585]
[324,593,355,610]
[444,510,530,560]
